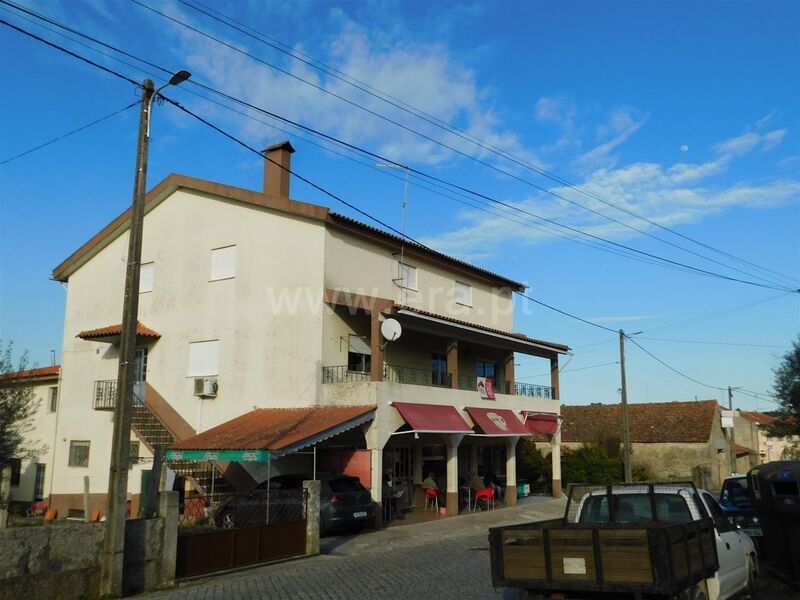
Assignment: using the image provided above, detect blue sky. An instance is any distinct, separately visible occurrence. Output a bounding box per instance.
[1,0,798,411]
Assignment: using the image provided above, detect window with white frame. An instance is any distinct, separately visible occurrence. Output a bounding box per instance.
[139,262,154,293]
[188,340,219,376]
[455,281,472,306]
[210,245,236,281]
[396,262,417,290]
[48,386,58,412]
[68,441,90,467]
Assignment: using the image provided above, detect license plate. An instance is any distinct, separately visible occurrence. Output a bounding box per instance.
[742,528,762,538]
[353,511,368,518]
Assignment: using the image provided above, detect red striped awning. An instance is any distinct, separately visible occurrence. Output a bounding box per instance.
[522,412,560,435]
[392,402,473,434]
[465,407,528,436]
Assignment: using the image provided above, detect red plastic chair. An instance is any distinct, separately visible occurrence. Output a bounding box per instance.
[474,487,495,511]
[424,487,439,511]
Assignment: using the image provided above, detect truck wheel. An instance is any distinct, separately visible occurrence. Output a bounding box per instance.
[686,585,707,600]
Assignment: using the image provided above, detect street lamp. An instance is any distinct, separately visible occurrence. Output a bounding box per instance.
[100,70,190,599]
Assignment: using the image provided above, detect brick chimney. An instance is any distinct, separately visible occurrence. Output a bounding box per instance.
[262,141,295,198]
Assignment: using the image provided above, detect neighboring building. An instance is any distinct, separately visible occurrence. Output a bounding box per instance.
[3,365,60,510]
[738,411,797,464]
[47,142,568,519]
[546,400,735,489]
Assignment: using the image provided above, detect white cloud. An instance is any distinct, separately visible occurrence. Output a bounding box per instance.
[713,129,786,157]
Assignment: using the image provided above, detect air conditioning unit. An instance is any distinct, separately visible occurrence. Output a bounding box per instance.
[194,377,218,398]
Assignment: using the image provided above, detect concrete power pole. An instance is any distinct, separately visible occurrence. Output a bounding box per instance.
[728,386,737,476]
[100,78,155,598]
[619,330,632,483]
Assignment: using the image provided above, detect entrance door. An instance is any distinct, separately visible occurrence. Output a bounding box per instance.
[134,348,147,404]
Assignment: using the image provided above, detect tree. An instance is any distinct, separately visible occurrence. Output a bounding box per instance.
[561,444,623,486]
[0,341,42,471]
[765,336,800,438]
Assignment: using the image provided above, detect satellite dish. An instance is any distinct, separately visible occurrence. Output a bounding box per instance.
[381,318,402,342]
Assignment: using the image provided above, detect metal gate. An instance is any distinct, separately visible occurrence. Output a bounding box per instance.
[175,489,308,578]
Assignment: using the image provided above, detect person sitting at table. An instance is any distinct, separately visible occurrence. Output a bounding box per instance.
[468,471,485,494]
[485,471,504,502]
[422,472,438,491]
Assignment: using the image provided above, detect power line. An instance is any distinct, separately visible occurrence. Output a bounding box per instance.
[1,101,138,165]
[638,337,792,349]
[168,0,800,289]
[0,15,794,357]
[624,335,725,391]
[516,361,620,380]
[2,4,797,294]
[734,388,781,406]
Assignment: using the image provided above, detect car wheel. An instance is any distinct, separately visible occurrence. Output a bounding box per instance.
[676,585,706,600]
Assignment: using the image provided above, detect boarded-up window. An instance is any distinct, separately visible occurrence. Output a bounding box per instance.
[188,340,219,376]
[210,245,236,281]
[69,441,90,467]
[455,281,472,306]
[139,262,154,293]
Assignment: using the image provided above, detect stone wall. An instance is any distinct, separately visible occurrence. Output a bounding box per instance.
[0,492,177,599]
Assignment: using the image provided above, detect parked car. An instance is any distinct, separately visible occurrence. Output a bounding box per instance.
[213,472,375,536]
[719,474,762,547]
[490,482,758,600]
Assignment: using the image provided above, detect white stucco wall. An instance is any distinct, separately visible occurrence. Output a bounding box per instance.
[54,188,326,497]
[323,228,516,332]
[9,378,59,504]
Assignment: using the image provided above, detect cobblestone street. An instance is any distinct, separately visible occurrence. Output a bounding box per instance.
[145,498,566,600]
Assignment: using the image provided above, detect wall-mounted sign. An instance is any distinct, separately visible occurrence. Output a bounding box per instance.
[477,377,496,400]
[166,449,270,463]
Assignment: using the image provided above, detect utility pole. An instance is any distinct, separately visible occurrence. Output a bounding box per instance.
[100,71,190,598]
[728,386,737,476]
[619,330,632,483]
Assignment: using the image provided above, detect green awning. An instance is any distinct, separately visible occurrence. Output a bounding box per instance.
[166,449,270,463]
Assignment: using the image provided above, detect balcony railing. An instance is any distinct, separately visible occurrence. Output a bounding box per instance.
[93,379,145,410]
[322,365,553,399]
[514,381,553,399]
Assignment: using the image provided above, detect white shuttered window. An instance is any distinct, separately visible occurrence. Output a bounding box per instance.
[188,340,219,376]
[455,281,472,306]
[139,262,154,293]
[210,245,236,281]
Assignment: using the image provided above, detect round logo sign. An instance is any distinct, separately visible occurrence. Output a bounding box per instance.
[487,412,508,431]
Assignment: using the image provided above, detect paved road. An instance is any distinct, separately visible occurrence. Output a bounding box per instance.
[145,497,566,600]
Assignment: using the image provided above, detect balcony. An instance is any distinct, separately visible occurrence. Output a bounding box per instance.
[321,365,552,399]
[93,379,145,410]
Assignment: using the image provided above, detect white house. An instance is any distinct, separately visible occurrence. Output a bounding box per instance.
[47,142,568,519]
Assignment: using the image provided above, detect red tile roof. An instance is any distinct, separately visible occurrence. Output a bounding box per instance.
[0,365,60,382]
[741,411,775,426]
[77,322,161,340]
[559,400,719,444]
[173,405,376,453]
[394,304,570,353]
[735,444,756,455]
[52,173,526,292]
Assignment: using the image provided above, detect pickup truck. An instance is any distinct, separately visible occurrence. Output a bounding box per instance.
[489,482,757,600]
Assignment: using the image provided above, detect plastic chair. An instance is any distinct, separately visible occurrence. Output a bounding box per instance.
[474,487,495,511]
[424,487,439,511]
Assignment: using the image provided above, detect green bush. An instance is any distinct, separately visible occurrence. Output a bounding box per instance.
[561,444,623,486]
[516,439,551,482]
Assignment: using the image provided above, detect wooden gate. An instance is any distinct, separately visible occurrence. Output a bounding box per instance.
[175,489,307,578]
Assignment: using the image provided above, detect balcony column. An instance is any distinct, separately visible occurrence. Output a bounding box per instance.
[505,436,520,506]
[504,352,515,394]
[446,340,458,389]
[444,434,464,515]
[550,353,562,498]
[370,299,393,382]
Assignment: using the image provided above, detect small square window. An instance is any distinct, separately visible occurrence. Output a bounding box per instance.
[48,386,58,413]
[139,262,154,293]
[210,245,236,281]
[188,340,220,377]
[68,441,90,467]
[397,262,417,290]
[455,282,472,306]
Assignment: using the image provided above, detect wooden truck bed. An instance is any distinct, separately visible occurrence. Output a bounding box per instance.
[489,518,719,598]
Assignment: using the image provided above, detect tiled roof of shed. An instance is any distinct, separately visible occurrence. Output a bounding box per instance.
[77,322,160,340]
[559,400,719,444]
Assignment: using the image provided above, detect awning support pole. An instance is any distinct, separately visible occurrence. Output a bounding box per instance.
[210,463,215,497]
[313,445,317,480]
